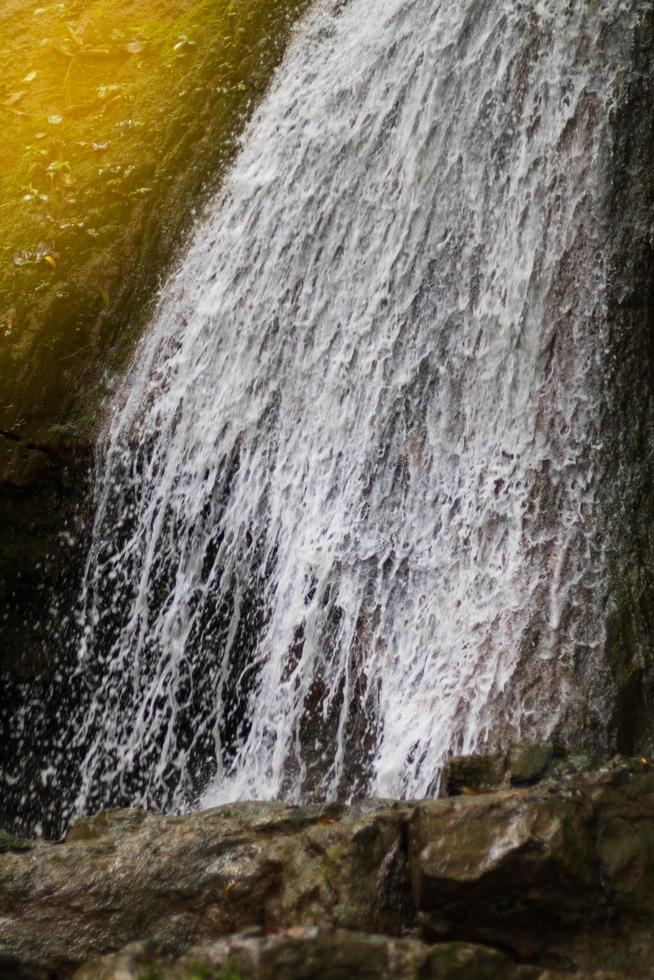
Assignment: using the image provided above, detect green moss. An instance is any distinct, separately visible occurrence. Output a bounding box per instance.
[0,827,32,853]
[0,0,311,452]
[138,966,164,980]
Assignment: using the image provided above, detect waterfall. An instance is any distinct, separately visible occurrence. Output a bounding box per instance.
[56,0,635,820]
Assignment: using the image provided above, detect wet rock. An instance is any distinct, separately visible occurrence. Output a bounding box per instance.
[410,760,654,974]
[601,0,654,759]
[444,743,602,796]
[546,750,604,780]
[0,0,312,683]
[70,929,549,980]
[0,0,315,839]
[0,801,411,974]
[3,758,654,977]
[0,955,53,980]
[444,752,507,795]
[70,930,634,979]
[0,827,33,854]
[509,741,554,786]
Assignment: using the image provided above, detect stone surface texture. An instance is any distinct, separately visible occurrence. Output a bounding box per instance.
[2,756,654,978]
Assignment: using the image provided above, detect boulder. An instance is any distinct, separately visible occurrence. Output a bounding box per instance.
[410,760,654,974]
[0,801,411,975]
[3,756,654,977]
[70,928,581,980]
[445,744,605,794]
[508,742,554,786]
[444,752,507,796]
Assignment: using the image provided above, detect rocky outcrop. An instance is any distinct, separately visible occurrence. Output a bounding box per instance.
[0,0,313,834]
[412,765,654,971]
[601,0,654,754]
[443,742,600,795]
[0,0,311,674]
[0,801,412,976]
[69,930,616,980]
[3,753,654,978]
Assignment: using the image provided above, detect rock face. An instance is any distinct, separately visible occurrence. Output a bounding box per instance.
[0,801,412,975]
[444,743,599,795]
[3,754,654,978]
[72,929,614,980]
[0,0,312,834]
[444,753,508,795]
[602,1,654,755]
[411,764,654,972]
[0,0,311,675]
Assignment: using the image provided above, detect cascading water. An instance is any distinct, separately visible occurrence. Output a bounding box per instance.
[36,0,637,824]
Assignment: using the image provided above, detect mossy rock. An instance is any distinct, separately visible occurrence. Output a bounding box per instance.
[70,930,546,980]
[0,0,311,671]
[0,827,32,854]
[0,0,311,449]
[508,741,553,786]
[444,752,507,796]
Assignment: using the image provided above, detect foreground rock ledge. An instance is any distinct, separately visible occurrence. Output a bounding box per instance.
[3,757,654,978]
[71,929,624,980]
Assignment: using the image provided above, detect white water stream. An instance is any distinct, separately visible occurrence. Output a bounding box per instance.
[67,0,635,817]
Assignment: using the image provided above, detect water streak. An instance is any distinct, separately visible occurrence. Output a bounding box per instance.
[66,0,635,817]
